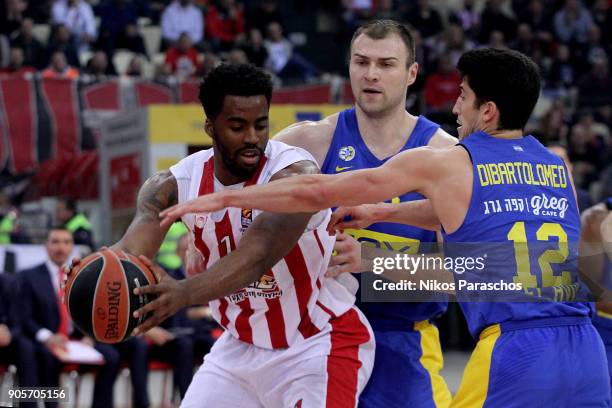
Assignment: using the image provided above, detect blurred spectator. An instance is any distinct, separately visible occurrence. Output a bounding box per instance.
[0,193,17,245]
[240,28,268,67]
[161,0,204,48]
[373,0,394,20]
[487,29,507,49]
[547,44,576,90]
[264,21,318,83]
[548,144,593,212]
[0,47,36,77]
[510,23,538,56]
[449,0,480,40]
[227,47,248,64]
[55,197,93,251]
[23,0,50,23]
[533,101,570,145]
[578,55,612,109]
[125,54,145,77]
[46,24,80,68]
[0,35,9,68]
[248,0,282,34]
[10,18,46,68]
[553,0,593,45]
[517,0,553,52]
[201,51,220,75]
[591,0,612,49]
[405,0,444,40]
[205,0,245,51]
[478,0,517,45]
[432,23,474,68]
[97,0,147,57]
[568,110,611,187]
[19,227,120,408]
[142,323,195,400]
[423,55,461,125]
[42,51,80,79]
[51,0,97,52]
[83,50,117,80]
[163,32,201,78]
[574,25,608,76]
[0,0,28,36]
[340,0,375,35]
[0,273,38,408]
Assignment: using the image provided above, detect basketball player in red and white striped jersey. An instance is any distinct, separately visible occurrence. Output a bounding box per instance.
[119,64,374,407]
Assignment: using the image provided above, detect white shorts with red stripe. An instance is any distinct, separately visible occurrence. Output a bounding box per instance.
[181,307,375,408]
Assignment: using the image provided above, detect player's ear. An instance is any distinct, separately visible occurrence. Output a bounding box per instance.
[481,101,499,126]
[407,62,418,86]
[204,119,214,139]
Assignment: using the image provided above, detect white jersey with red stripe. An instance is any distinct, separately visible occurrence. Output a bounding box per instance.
[170,140,358,350]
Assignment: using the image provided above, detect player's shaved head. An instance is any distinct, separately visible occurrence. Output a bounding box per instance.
[350,19,416,66]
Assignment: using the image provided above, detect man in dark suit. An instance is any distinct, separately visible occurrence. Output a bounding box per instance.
[0,272,38,408]
[19,226,120,408]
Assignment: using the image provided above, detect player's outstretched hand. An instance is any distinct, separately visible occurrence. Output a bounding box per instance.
[327,205,379,235]
[325,232,363,278]
[159,194,226,229]
[131,256,189,335]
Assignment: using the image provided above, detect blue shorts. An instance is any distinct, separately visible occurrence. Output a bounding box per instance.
[593,311,612,399]
[359,321,451,408]
[452,316,610,408]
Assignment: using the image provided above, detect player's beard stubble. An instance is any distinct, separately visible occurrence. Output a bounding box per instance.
[213,128,266,180]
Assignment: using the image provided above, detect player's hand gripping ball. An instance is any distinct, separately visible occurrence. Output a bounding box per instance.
[63,249,158,343]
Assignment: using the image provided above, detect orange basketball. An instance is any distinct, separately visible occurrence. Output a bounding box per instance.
[64,249,158,344]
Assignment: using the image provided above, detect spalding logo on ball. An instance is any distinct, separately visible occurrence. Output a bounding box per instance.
[64,249,158,344]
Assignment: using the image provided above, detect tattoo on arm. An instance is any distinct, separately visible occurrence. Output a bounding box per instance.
[136,170,178,223]
[114,170,178,256]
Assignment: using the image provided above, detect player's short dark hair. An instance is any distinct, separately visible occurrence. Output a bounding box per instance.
[457,48,541,131]
[350,19,416,66]
[47,224,72,239]
[198,64,273,119]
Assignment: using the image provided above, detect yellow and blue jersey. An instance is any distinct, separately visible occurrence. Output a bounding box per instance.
[322,108,452,408]
[322,108,447,328]
[442,131,592,337]
[445,131,609,407]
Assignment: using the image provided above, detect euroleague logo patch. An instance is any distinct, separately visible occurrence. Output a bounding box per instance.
[338,146,355,162]
[241,208,253,232]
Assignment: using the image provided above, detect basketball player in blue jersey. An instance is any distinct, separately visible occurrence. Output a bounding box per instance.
[158,47,611,406]
[582,199,612,399]
[273,19,456,408]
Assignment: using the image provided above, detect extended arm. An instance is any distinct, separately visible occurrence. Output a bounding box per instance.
[113,170,178,258]
[160,147,443,226]
[327,200,441,233]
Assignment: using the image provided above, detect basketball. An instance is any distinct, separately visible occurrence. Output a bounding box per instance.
[64,249,158,344]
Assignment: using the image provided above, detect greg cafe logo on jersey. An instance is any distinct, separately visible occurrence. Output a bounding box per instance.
[338,146,356,162]
[530,193,569,218]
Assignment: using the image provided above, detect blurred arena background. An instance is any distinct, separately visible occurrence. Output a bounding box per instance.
[0,0,611,406]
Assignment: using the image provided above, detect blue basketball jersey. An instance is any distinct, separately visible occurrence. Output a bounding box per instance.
[321,108,447,329]
[442,131,592,338]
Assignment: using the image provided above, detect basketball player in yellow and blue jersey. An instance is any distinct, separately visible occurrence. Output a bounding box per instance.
[156,47,611,406]
[274,20,455,408]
